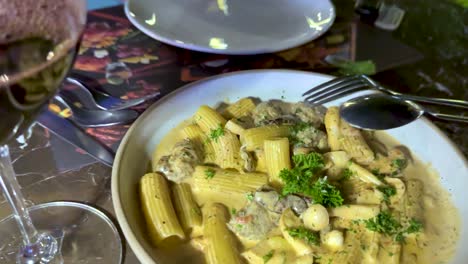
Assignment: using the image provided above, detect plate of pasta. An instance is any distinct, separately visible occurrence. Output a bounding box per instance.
[112,69,468,264]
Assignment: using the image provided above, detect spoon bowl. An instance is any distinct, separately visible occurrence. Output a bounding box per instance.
[52,95,139,127]
[339,94,425,130]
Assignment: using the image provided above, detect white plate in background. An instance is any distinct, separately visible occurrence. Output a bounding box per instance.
[125,0,335,54]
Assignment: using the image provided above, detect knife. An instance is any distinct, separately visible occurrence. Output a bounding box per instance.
[37,111,115,167]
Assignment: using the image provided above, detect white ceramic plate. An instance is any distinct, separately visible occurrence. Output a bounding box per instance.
[112,70,468,264]
[125,0,335,55]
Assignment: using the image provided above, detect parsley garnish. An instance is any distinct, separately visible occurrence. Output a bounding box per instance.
[377,185,397,203]
[231,208,237,215]
[279,153,323,196]
[364,211,401,236]
[246,193,254,201]
[287,227,320,246]
[262,250,274,263]
[310,178,344,208]
[209,124,225,142]
[371,168,387,180]
[288,122,310,145]
[339,168,353,182]
[406,219,423,234]
[364,211,423,243]
[395,232,405,243]
[392,159,407,170]
[290,122,310,133]
[279,153,343,207]
[204,168,216,179]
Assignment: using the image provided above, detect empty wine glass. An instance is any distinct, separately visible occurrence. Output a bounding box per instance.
[0,0,122,263]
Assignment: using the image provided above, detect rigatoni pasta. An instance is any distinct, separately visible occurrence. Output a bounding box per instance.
[328,204,380,220]
[324,106,342,151]
[222,97,256,119]
[172,183,202,231]
[203,203,243,264]
[181,124,216,163]
[140,173,185,246]
[194,105,227,133]
[209,130,243,170]
[339,120,375,165]
[191,166,268,205]
[241,125,290,151]
[225,119,246,136]
[263,137,291,187]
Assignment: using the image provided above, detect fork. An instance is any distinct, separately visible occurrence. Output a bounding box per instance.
[303,75,468,109]
[64,77,161,111]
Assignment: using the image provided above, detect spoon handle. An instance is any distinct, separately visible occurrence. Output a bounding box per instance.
[397,94,468,110]
[427,112,468,123]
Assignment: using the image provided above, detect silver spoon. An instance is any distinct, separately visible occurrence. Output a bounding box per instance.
[64,77,160,111]
[52,95,139,127]
[339,94,468,130]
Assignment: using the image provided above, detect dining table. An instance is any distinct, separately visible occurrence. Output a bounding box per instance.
[0,1,466,263]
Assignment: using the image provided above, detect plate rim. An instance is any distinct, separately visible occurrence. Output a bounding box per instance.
[112,69,468,264]
[124,0,336,55]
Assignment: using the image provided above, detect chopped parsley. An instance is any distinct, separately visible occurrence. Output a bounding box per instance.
[262,250,274,263]
[339,168,354,182]
[392,159,407,170]
[371,169,387,180]
[209,124,225,142]
[377,185,397,203]
[279,153,343,207]
[364,211,423,243]
[310,178,344,208]
[279,153,323,195]
[406,219,423,234]
[231,208,237,215]
[395,232,405,243]
[287,227,320,246]
[364,211,402,236]
[204,168,216,179]
[246,193,254,201]
[291,122,311,133]
[288,122,310,145]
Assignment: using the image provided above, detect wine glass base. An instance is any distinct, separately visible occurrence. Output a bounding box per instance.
[0,201,123,264]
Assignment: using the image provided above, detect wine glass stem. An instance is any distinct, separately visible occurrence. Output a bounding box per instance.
[0,144,59,263]
[0,145,37,245]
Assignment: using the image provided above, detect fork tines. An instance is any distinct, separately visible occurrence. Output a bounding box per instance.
[303,75,370,105]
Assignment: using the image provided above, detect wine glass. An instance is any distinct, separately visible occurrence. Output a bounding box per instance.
[0,0,122,263]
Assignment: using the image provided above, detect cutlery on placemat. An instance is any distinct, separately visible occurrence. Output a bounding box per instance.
[64,77,160,111]
[37,112,115,166]
[52,94,139,127]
